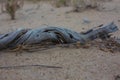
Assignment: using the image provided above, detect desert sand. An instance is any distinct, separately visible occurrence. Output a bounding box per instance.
[0,0,120,80]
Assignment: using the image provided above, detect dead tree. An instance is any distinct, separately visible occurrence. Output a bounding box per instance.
[0,22,118,50]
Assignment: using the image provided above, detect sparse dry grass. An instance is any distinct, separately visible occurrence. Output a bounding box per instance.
[1,0,24,20]
[70,0,112,12]
[53,0,70,7]
[0,0,113,20]
[26,0,112,11]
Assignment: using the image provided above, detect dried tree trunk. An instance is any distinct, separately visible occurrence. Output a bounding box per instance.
[0,22,118,50]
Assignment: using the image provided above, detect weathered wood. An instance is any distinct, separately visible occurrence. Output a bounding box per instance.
[0,22,119,50]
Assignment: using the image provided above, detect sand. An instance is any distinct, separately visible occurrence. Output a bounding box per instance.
[0,0,120,80]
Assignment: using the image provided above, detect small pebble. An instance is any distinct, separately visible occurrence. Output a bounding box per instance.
[83,18,91,24]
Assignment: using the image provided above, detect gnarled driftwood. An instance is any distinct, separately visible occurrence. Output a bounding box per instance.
[0,22,119,50]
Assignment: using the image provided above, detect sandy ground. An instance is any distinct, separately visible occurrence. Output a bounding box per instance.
[0,0,120,80]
